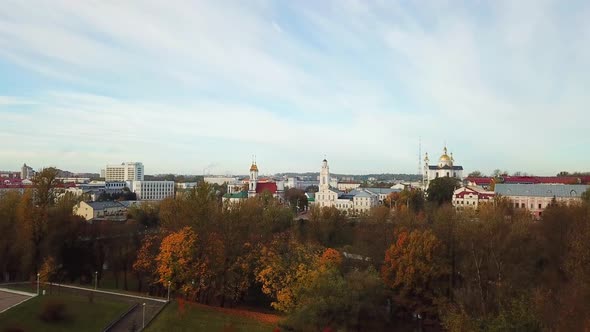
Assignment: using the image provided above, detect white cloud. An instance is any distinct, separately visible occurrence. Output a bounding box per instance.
[0,0,589,174]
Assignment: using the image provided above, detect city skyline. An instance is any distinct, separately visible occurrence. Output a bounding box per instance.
[2,1,590,175]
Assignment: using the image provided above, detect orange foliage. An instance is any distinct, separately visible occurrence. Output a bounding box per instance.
[319,248,342,269]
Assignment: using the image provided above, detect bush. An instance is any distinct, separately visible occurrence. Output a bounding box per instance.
[3,327,25,332]
[39,300,68,322]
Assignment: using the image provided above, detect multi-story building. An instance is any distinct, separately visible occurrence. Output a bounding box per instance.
[128,180,175,201]
[494,183,590,218]
[20,163,35,180]
[73,201,128,222]
[204,176,239,186]
[104,162,144,182]
[452,186,496,209]
[337,181,362,191]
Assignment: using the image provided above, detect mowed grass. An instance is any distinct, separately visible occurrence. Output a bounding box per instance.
[146,300,280,332]
[0,292,129,332]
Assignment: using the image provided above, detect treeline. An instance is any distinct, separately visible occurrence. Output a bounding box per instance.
[1,168,590,331]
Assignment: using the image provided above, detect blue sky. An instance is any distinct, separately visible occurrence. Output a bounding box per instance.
[1,0,589,176]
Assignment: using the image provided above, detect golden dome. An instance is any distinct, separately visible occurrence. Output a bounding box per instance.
[439,154,451,162]
[250,163,258,172]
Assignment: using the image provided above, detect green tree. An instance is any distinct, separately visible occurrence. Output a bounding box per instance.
[468,170,484,177]
[427,177,459,205]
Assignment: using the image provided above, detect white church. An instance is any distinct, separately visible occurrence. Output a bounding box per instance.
[423,146,464,188]
[314,158,397,214]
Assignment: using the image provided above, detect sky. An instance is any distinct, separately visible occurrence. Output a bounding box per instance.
[1,0,589,176]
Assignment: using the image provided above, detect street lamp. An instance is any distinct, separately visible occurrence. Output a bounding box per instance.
[167,281,171,302]
[94,271,98,290]
[142,303,146,329]
[36,273,40,295]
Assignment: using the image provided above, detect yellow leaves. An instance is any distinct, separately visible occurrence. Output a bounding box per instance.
[382,228,444,291]
[156,227,198,286]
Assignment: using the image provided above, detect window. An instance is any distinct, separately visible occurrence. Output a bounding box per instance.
[521,203,525,208]
[538,204,542,209]
[446,172,450,177]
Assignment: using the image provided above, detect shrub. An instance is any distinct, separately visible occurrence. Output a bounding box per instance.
[39,300,68,322]
[3,327,25,332]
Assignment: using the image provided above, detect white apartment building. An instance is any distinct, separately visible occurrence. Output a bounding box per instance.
[105,162,144,182]
[128,180,174,201]
[204,176,239,186]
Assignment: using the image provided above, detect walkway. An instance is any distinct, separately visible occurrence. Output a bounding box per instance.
[0,288,35,314]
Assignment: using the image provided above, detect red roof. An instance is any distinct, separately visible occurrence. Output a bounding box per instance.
[454,188,495,199]
[466,177,492,185]
[256,182,278,194]
[467,176,590,185]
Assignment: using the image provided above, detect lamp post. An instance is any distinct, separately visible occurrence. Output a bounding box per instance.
[94,271,98,290]
[142,303,146,329]
[167,281,171,302]
[36,273,40,295]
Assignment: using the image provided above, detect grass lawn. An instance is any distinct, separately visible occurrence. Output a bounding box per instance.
[146,301,280,332]
[0,293,129,332]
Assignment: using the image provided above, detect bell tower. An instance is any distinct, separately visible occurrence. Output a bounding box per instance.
[320,158,330,191]
[248,156,258,198]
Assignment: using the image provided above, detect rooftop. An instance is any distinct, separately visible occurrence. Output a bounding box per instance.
[494,184,590,198]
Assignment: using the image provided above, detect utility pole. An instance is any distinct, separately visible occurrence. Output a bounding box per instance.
[167,281,171,302]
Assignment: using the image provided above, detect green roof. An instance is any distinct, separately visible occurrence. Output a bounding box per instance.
[223,191,248,199]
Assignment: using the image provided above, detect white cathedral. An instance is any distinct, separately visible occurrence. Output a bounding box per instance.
[423,146,464,188]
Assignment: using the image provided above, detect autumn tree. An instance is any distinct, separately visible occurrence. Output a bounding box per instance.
[133,234,161,292]
[381,228,448,319]
[256,234,321,312]
[0,191,23,281]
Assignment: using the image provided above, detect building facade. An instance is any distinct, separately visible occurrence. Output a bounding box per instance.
[73,201,128,221]
[20,163,35,180]
[423,146,464,189]
[223,161,285,204]
[128,180,174,201]
[494,184,590,219]
[452,186,495,209]
[105,162,144,182]
[314,159,396,214]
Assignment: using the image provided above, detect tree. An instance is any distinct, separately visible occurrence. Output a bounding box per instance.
[256,234,321,312]
[581,188,590,204]
[427,177,459,205]
[0,191,23,281]
[468,170,484,177]
[284,188,308,212]
[156,227,214,298]
[381,228,448,318]
[133,234,161,292]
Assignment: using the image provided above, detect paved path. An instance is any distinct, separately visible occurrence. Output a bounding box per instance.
[0,289,35,314]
